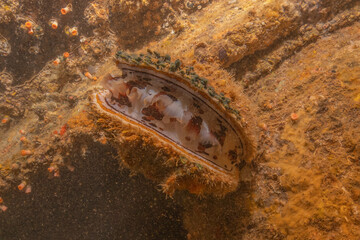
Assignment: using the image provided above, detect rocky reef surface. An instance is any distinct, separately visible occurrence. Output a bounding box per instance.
[0,0,359,239]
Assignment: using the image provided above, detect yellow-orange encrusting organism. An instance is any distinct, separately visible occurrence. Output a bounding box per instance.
[63,52,70,58]
[49,19,58,29]
[48,166,55,172]
[53,58,60,65]
[0,205,7,212]
[64,26,78,37]
[85,72,97,81]
[11,163,19,170]
[290,112,299,121]
[0,197,3,204]
[18,182,26,191]
[84,72,92,79]
[25,185,32,194]
[61,3,72,15]
[98,136,107,144]
[28,28,34,35]
[25,21,32,28]
[84,72,97,81]
[54,170,60,177]
[70,27,78,36]
[20,149,32,156]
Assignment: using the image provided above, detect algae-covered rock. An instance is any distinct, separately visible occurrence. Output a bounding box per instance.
[0,0,359,239]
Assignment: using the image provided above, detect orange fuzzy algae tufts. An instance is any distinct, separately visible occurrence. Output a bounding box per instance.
[67,111,95,130]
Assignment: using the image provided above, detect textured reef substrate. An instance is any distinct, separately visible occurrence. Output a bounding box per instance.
[0,0,359,239]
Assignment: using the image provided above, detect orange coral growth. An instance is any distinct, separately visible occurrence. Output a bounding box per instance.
[290,112,299,121]
[84,72,92,79]
[98,136,107,145]
[61,4,72,15]
[70,27,78,36]
[53,59,60,65]
[25,185,32,194]
[21,150,32,156]
[50,20,58,29]
[60,124,67,136]
[18,182,26,191]
[1,118,8,124]
[25,21,32,28]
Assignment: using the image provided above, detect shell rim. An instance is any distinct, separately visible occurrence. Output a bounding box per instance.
[115,60,255,163]
[93,92,240,180]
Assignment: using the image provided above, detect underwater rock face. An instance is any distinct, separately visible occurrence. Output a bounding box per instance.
[1,0,359,239]
[92,51,254,196]
[0,34,10,56]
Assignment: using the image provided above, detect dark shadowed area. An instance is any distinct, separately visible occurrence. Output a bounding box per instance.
[0,139,186,240]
